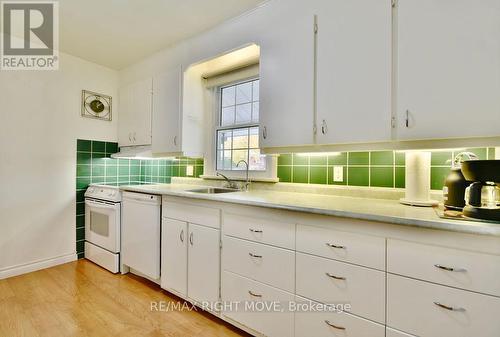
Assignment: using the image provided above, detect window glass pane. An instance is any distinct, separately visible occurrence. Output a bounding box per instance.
[235,103,252,124]
[252,79,259,101]
[236,81,252,104]
[221,106,235,126]
[221,86,235,107]
[232,128,249,150]
[217,150,232,170]
[251,102,259,123]
[249,149,266,171]
[249,127,259,149]
[232,150,249,170]
[217,130,232,150]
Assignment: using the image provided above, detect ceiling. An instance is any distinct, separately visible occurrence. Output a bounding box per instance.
[58,0,266,70]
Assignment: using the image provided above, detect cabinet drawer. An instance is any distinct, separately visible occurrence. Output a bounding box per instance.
[296,224,385,270]
[295,297,385,337]
[223,212,295,249]
[163,200,220,229]
[388,239,500,297]
[222,271,294,337]
[387,274,500,337]
[223,236,295,292]
[296,253,385,324]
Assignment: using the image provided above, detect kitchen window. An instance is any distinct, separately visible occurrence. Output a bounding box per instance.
[216,78,266,171]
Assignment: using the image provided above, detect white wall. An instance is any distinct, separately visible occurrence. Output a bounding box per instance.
[0,52,118,277]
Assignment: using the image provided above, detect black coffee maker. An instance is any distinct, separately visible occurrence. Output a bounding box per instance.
[443,152,477,210]
[462,160,500,222]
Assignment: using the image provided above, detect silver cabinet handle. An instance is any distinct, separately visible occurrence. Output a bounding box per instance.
[433,302,466,312]
[133,132,136,141]
[249,228,263,233]
[189,232,193,245]
[405,109,410,128]
[262,126,267,140]
[248,290,262,298]
[179,229,184,242]
[173,135,177,146]
[324,320,346,330]
[128,133,132,142]
[326,243,346,249]
[325,272,346,280]
[249,253,262,258]
[321,119,328,134]
[434,264,467,272]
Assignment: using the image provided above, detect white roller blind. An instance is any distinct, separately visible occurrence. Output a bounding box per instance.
[204,63,259,88]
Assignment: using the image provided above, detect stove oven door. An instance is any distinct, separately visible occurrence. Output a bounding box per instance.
[85,198,121,253]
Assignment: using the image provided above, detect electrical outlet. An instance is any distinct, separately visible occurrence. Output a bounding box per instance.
[333,166,344,182]
[186,165,194,176]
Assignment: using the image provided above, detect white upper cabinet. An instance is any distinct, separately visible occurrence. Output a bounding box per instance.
[259,1,315,148]
[118,77,153,147]
[397,0,500,140]
[315,0,392,144]
[152,66,182,155]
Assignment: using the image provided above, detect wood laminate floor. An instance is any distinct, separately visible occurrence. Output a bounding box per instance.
[0,260,251,337]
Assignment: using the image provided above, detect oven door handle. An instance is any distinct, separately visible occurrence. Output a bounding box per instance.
[85,200,118,210]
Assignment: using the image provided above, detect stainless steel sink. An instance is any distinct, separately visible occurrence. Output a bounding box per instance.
[187,187,239,194]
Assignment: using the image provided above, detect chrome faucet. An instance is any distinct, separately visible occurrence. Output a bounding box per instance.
[216,172,238,189]
[237,160,250,191]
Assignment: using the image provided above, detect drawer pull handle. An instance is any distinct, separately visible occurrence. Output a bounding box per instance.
[324,320,346,330]
[433,302,466,312]
[434,264,466,272]
[248,290,262,298]
[249,228,263,233]
[325,272,346,280]
[326,243,346,249]
[249,253,263,258]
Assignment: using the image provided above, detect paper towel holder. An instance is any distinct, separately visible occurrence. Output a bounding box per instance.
[400,151,439,207]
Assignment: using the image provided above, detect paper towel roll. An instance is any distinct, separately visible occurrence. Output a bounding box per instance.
[400,151,438,207]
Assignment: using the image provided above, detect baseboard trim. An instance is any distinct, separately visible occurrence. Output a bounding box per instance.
[0,253,77,280]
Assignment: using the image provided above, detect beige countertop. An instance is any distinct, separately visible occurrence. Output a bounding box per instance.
[120,183,500,237]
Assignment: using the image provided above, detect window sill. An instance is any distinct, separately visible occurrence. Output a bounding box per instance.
[200,175,279,183]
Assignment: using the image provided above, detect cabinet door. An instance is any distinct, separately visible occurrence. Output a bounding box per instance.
[161,218,188,296]
[397,0,500,140]
[187,223,220,305]
[315,0,392,144]
[152,66,182,155]
[118,78,153,146]
[259,1,315,148]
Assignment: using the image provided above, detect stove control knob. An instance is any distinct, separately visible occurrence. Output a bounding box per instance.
[87,188,94,193]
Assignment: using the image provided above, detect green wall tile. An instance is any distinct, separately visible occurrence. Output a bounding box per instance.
[118,166,130,176]
[130,165,140,175]
[76,227,85,241]
[348,152,369,165]
[76,202,85,216]
[328,166,347,185]
[172,166,179,176]
[91,165,105,177]
[77,152,91,165]
[431,167,450,190]
[278,154,292,166]
[77,139,91,152]
[488,148,496,160]
[328,152,347,165]
[395,167,405,188]
[370,151,394,166]
[76,165,91,177]
[348,167,369,186]
[293,154,308,165]
[278,166,292,182]
[292,166,309,183]
[464,148,487,160]
[76,177,90,189]
[92,141,106,153]
[91,176,105,184]
[370,167,394,188]
[105,142,118,154]
[395,152,405,166]
[310,155,327,166]
[310,166,327,184]
[118,159,130,166]
[76,190,85,203]
[105,165,117,176]
[76,241,85,254]
[76,215,85,228]
[431,151,453,166]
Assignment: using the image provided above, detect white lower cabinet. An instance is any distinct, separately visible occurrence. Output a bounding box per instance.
[187,223,220,305]
[296,252,385,324]
[387,274,500,337]
[222,271,295,337]
[161,218,188,296]
[295,297,385,337]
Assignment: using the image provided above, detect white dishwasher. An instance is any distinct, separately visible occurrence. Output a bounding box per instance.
[121,191,161,280]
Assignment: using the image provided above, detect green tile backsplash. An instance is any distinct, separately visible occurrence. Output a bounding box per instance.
[277,148,495,190]
[75,139,204,259]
